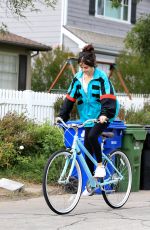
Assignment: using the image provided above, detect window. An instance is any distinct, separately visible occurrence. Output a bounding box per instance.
[0,53,18,90]
[96,0,131,22]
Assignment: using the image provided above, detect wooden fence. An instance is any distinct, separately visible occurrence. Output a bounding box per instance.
[0,89,149,124]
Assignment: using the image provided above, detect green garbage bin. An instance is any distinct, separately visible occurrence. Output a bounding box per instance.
[121,124,147,192]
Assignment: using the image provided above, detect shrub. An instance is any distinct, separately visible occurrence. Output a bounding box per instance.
[0,112,64,183]
[0,142,16,168]
[124,103,150,125]
[30,122,64,157]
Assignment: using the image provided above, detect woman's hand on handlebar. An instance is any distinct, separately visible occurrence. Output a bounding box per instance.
[55,117,62,124]
[98,115,108,123]
[55,117,69,128]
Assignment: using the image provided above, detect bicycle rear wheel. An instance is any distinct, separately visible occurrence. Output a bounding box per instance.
[102,150,132,208]
[42,149,82,215]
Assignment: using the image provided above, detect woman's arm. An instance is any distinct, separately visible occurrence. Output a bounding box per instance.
[100,74,118,119]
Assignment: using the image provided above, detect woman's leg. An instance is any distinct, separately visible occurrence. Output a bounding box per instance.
[88,122,109,164]
[84,127,95,175]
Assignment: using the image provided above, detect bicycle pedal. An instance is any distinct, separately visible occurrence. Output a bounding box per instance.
[86,186,95,194]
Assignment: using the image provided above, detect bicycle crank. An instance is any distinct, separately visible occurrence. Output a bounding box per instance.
[86,179,97,195]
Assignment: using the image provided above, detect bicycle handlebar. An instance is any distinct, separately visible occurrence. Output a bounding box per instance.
[55,117,103,129]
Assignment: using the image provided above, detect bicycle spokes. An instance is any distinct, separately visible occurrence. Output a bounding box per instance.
[43,150,82,214]
[102,150,132,208]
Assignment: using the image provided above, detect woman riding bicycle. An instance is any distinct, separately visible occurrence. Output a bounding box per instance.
[59,44,120,194]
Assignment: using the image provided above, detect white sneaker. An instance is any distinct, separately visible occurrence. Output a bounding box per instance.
[94,165,106,178]
[82,188,94,196]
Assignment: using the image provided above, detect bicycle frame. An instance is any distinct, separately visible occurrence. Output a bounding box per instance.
[59,126,123,190]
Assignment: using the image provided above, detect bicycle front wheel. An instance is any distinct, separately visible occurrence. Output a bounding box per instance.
[102,150,132,208]
[42,149,82,215]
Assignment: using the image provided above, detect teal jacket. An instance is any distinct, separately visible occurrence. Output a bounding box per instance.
[60,67,120,126]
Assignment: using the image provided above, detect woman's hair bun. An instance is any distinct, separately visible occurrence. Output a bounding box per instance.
[82,44,94,53]
[78,44,96,67]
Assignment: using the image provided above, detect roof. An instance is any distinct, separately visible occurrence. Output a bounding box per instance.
[64,26,125,55]
[0,32,51,51]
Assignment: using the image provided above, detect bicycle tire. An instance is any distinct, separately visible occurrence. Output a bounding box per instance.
[42,149,82,215]
[102,150,132,209]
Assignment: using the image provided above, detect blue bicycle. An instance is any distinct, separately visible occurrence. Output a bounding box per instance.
[43,118,132,215]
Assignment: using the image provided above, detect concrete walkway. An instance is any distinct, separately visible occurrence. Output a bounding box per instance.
[0,189,150,230]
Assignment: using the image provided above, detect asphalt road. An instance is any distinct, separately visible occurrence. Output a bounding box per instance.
[0,191,150,230]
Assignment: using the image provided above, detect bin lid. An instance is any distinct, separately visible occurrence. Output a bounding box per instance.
[123,124,147,140]
[108,119,126,130]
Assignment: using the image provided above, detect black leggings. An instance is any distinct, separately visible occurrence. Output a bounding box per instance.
[84,122,109,175]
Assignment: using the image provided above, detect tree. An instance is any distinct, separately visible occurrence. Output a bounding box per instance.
[31,46,76,92]
[112,0,141,7]
[0,0,56,16]
[114,14,150,94]
[114,52,150,94]
[125,14,150,61]
[111,0,141,8]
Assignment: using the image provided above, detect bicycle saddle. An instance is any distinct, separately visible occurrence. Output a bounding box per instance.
[101,132,114,138]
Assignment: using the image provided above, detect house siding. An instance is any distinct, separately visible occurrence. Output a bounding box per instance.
[67,0,150,37]
[0,0,62,46]
[137,0,150,17]
[63,35,80,54]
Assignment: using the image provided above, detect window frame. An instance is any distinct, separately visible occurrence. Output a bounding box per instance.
[0,52,19,90]
[95,0,132,24]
